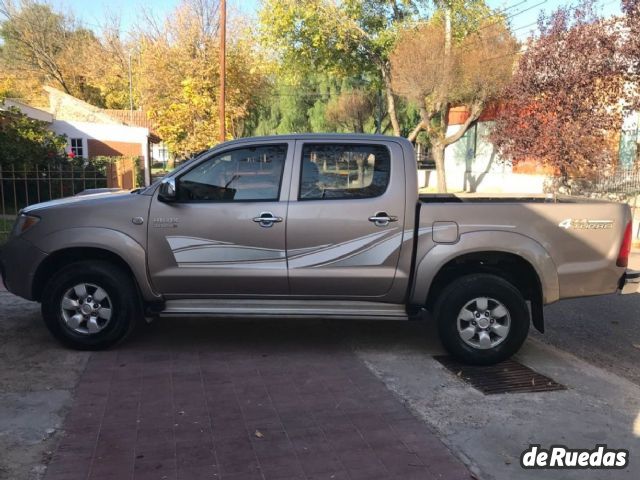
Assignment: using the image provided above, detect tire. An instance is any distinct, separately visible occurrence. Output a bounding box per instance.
[434,274,530,365]
[41,261,141,350]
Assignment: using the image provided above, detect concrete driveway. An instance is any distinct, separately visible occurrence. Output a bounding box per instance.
[0,292,90,480]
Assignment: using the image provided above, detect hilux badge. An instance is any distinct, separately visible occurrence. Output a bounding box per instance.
[152,217,179,228]
[559,218,614,230]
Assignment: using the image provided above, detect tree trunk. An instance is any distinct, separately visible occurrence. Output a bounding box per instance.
[432,142,447,193]
[381,67,401,136]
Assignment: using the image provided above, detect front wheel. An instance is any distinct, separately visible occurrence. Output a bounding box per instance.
[41,261,140,350]
[434,274,530,365]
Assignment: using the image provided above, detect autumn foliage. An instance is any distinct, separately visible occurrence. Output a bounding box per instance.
[390,19,517,191]
[491,0,640,180]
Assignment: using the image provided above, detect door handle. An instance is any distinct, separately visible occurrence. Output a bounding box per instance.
[253,212,283,228]
[368,212,398,227]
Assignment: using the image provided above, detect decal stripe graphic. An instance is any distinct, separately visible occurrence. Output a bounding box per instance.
[166,229,406,269]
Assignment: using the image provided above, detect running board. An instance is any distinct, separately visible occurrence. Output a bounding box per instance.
[160,299,409,320]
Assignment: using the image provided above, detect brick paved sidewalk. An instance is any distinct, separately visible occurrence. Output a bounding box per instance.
[44,318,471,480]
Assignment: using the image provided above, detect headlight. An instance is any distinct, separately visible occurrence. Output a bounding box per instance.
[11,214,40,237]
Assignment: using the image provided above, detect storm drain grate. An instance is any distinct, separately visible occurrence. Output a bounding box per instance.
[434,356,567,395]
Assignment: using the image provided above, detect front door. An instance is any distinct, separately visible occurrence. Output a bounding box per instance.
[285,140,407,298]
[147,141,293,296]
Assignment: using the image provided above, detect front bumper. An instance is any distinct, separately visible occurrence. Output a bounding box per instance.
[0,236,47,300]
[620,269,640,295]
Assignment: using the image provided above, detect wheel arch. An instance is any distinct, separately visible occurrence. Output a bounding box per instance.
[33,247,136,302]
[425,251,545,331]
[30,228,161,302]
[412,231,559,333]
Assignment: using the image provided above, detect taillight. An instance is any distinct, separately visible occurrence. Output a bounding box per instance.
[617,221,632,268]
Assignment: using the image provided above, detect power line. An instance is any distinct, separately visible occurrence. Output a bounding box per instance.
[476,0,549,33]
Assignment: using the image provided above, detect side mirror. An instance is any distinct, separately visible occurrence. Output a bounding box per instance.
[158,177,177,202]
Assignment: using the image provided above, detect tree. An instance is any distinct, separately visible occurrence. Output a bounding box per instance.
[391,15,516,191]
[135,0,269,157]
[490,1,638,183]
[0,0,103,102]
[622,0,640,112]
[325,89,375,133]
[81,17,133,110]
[0,107,67,166]
[259,0,419,136]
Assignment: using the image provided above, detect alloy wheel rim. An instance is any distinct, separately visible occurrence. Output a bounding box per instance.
[60,283,113,335]
[456,297,511,350]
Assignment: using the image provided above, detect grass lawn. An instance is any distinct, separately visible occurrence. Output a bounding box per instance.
[0,217,15,245]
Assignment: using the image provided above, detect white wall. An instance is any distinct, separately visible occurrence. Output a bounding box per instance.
[151,142,171,166]
[419,121,546,194]
[51,120,151,185]
[51,120,149,147]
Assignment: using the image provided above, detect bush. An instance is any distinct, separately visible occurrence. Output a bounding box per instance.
[0,107,67,167]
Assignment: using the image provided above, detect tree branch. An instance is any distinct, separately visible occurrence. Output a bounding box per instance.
[442,100,484,146]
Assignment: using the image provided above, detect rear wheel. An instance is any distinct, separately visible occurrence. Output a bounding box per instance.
[434,274,530,365]
[41,261,140,350]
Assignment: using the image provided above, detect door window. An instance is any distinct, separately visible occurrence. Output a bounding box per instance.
[177,144,287,202]
[299,144,391,200]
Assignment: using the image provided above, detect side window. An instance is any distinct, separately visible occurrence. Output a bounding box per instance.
[177,144,287,202]
[299,144,391,200]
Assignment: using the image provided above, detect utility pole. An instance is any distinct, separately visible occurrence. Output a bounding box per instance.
[219,0,226,143]
[128,51,133,116]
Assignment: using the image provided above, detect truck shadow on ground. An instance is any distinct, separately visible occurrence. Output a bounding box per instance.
[129,315,443,357]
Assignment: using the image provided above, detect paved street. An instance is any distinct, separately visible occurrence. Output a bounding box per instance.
[532,251,640,385]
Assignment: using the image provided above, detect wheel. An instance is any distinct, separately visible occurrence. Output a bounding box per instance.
[41,261,140,350]
[434,274,530,365]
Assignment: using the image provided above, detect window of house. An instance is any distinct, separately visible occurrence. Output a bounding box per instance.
[158,145,169,164]
[299,144,391,200]
[70,138,83,157]
[177,144,287,202]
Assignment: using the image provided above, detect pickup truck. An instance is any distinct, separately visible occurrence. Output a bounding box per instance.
[1,134,638,364]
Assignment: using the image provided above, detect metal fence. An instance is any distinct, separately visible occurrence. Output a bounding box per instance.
[416,151,436,170]
[0,163,108,242]
[589,168,640,195]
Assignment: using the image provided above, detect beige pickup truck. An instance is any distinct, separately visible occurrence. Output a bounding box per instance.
[1,134,638,364]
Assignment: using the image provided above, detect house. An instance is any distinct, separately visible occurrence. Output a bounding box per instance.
[419,106,640,194]
[418,106,549,194]
[620,111,640,168]
[3,87,169,187]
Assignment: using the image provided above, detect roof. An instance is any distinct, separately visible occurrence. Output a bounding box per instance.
[207,133,414,153]
[103,109,161,143]
[103,109,159,137]
[44,86,162,142]
[214,133,408,144]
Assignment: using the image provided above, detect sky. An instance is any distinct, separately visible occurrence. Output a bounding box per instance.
[50,0,622,40]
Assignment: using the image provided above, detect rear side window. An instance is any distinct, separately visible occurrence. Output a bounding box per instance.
[177,144,287,202]
[299,144,391,200]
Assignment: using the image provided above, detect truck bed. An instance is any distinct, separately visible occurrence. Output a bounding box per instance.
[414,195,630,302]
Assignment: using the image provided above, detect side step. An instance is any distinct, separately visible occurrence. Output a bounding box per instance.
[160,299,409,320]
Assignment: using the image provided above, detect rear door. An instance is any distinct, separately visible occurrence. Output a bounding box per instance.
[147,140,293,296]
[285,140,407,298]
